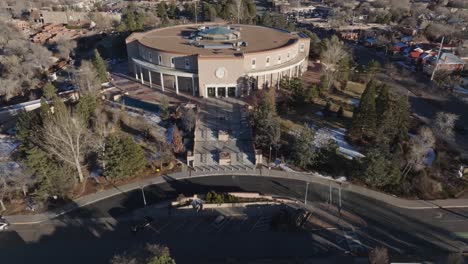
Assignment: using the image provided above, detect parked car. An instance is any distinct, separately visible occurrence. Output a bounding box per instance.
[130,216,154,233]
[0,217,10,231]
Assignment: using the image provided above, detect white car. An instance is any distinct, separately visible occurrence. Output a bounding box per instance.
[0,219,9,231]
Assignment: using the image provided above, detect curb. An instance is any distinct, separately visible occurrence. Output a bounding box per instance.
[5,170,468,225]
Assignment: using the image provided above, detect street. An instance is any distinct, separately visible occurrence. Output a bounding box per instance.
[0,175,467,263]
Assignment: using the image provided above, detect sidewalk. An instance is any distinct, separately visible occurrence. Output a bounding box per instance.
[5,168,468,224]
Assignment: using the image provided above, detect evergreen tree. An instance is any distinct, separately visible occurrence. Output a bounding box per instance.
[157,1,168,19]
[101,134,147,179]
[292,124,315,169]
[349,80,377,141]
[125,5,137,31]
[76,93,97,123]
[203,2,217,21]
[375,83,390,123]
[252,89,280,149]
[92,49,107,83]
[159,96,170,120]
[367,60,381,78]
[360,148,401,189]
[168,1,177,18]
[43,82,57,100]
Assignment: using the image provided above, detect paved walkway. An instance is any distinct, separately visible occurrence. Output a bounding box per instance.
[4,168,468,224]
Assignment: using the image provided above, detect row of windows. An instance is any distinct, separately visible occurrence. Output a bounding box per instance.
[143,50,190,69]
[251,44,305,69]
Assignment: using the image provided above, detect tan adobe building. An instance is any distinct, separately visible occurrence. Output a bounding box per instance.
[126,23,310,98]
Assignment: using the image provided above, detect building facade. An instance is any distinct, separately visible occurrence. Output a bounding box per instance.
[126,23,310,98]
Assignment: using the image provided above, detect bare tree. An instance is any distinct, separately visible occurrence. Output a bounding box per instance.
[40,100,91,183]
[369,246,389,264]
[56,40,77,60]
[234,0,243,24]
[432,112,459,142]
[320,35,348,90]
[73,60,101,96]
[402,126,436,179]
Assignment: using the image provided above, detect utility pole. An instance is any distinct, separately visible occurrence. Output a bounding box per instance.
[430,36,445,81]
[304,182,309,205]
[141,186,147,206]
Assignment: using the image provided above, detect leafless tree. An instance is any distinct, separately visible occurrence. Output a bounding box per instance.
[56,40,77,60]
[40,100,91,183]
[73,60,101,96]
[432,112,459,142]
[402,126,436,179]
[234,0,243,24]
[369,246,389,264]
[320,35,348,90]
[109,254,138,264]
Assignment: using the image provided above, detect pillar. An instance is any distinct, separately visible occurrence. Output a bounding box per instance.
[289,68,292,78]
[174,75,179,94]
[277,72,280,90]
[191,77,195,96]
[148,70,152,88]
[139,66,144,84]
[134,63,138,80]
[160,72,165,91]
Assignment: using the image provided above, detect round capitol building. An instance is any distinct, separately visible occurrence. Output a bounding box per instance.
[126,23,310,98]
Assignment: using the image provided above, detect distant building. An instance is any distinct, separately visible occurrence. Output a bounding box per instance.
[30,9,120,25]
[424,52,466,74]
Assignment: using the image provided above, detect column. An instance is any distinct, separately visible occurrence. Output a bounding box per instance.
[134,63,138,80]
[160,72,165,91]
[139,66,144,84]
[277,72,280,90]
[225,87,228,98]
[289,68,292,78]
[148,70,152,88]
[264,74,267,88]
[191,77,195,96]
[174,75,179,94]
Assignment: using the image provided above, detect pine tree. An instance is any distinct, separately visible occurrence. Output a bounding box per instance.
[76,93,97,123]
[292,124,316,169]
[350,80,377,141]
[92,49,107,83]
[43,82,56,100]
[157,1,168,19]
[101,134,147,179]
[252,89,280,149]
[375,83,390,123]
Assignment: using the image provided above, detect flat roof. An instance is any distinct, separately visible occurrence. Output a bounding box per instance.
[132,24,302,56]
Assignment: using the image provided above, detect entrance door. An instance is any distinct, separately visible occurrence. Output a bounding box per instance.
[217,87,226,97]
[228,87,236,97]
[207,87,216,97]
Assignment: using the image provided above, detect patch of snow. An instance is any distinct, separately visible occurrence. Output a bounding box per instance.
[349,98,360,107]
[424,148,436,166]
[315,111,324,117]
[324,127,365,160]
[454,86,468,95]
[0,137,19,160]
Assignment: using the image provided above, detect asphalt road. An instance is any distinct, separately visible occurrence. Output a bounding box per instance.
[1,176,467,263]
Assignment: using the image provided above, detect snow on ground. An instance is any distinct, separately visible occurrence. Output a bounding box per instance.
[455,86,468,96]
[0,136,19,160]
[349,98,360,107]
[278,163,347,182]
[309,124,365,160]
[425,148,436,166]
[0,136,24,178]
[327,127,365,160]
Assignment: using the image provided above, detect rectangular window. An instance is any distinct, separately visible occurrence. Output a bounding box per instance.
[148,52,152,62]
[266,56,270,66]
[251,58,256,69]
[185,58,190,69]
[277,56,281,64]
[171,57,174,67]
[158,55,162,64]
[287,52,290,60]
[300,44,305,52]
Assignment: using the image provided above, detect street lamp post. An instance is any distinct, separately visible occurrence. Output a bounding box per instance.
[304,182,310,205]
[141,186,147,206]
[269,145,272,170]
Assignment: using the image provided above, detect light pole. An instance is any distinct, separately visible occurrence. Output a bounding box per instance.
[269,145,272,170]
[141,186,147,206]
[304,182,310,205]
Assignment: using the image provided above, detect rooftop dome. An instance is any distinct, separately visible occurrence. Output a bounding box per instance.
[197,26,240,41]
